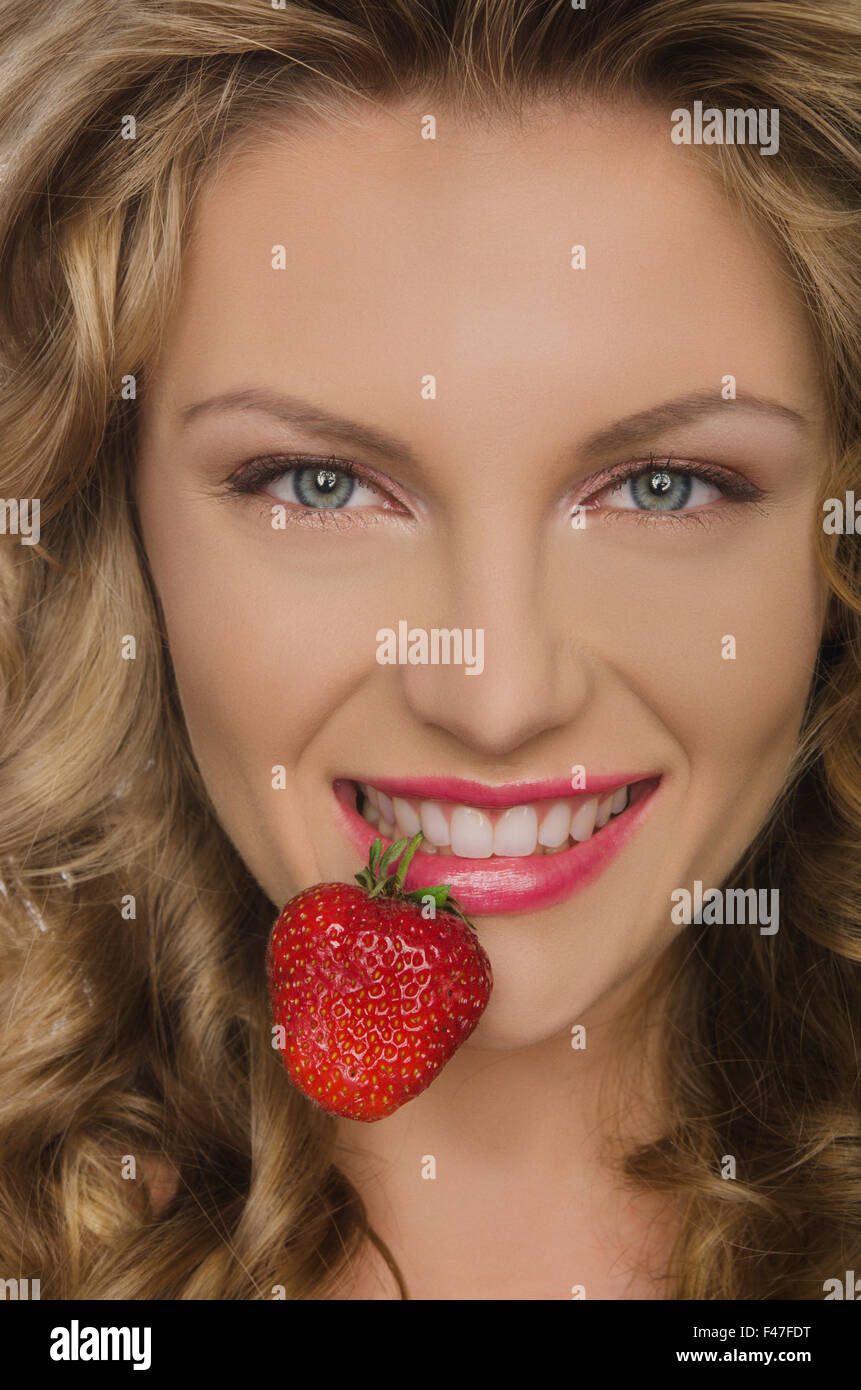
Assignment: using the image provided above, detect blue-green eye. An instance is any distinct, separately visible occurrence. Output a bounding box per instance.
[270,464,388,510]
[293,466,355,508]
[600,469,722,512]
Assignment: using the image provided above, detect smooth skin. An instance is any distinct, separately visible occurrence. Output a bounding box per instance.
[135,98,829,1298]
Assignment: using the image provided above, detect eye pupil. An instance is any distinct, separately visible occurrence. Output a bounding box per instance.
[294,465,355,508]
[626,469,693,512]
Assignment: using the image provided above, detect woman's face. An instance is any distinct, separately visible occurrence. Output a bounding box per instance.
[135,99,828,1049]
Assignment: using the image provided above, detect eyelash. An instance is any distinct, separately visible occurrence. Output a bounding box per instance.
[222,454,399,526]
[576,452,766,526]
[221,451,766,528]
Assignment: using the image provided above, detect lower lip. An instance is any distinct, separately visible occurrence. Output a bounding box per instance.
[332,778,660,915]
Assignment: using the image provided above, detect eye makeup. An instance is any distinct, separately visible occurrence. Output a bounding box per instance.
[223,454,404,507]
[215,447,770,530]
[576,454,767,509]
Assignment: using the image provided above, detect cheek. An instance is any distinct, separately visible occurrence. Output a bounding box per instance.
[135,491,416,896]
[136,483,369,759]
[662,532,824,772]
[606,514,824,885]
[590,505,823,747]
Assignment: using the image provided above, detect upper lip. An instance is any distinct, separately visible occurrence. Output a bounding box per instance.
[345,774,655,808]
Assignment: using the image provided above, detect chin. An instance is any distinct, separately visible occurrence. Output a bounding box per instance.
[461,978,591,1052]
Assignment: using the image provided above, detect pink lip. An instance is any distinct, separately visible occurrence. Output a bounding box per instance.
[332,776,661,915]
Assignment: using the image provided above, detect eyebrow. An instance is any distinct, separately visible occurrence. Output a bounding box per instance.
[177,386,810,467]
[177,388,420,467]
[577,389,810,461]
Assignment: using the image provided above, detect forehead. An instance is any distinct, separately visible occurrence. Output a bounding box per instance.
[154,98,817,430]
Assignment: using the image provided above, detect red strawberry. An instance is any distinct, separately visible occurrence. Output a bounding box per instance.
[267,832,493,1121]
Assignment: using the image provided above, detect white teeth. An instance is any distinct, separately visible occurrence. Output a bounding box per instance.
[450,806,493,858]
[420,800,451,847]
[570,796,598,842]
[493,805,538,856]
[392,796,422,837]
[538,801,571,848]
[358,782,634,856]
[594,795,613,829]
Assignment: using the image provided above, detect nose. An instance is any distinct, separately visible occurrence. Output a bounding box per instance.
[396,512,593,758]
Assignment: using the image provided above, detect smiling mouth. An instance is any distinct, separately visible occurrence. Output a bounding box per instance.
[351,778,648,857]
[333,775,661,914]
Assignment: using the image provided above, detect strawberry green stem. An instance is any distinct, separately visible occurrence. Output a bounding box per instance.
[353,832,477,931]
[392,832,423,890]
